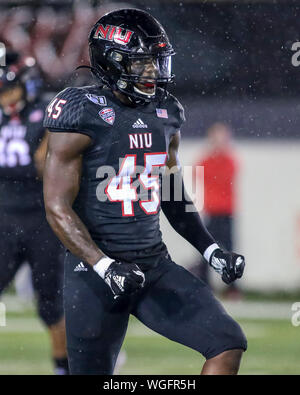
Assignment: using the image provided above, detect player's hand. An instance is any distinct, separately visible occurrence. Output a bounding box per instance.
[93,256,145,298]
[104,261,145,298]
[209,249,245,284]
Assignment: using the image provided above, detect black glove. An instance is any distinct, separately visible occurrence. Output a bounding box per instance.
[209,249,245,284]
[104,261,145,297]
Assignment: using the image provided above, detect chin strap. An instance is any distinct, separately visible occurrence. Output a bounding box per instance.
[126,94,147,107]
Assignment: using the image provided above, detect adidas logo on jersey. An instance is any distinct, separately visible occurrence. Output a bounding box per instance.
[132,118,148,128]
[74,262,88,272]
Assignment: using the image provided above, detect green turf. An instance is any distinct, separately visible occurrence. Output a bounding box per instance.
[0,312,300,375]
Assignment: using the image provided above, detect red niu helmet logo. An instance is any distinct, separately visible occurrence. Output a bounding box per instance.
[94,24,134,46]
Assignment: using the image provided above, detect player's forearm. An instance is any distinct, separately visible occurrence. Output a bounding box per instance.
[161,172,216,256]
[45,204,103,266]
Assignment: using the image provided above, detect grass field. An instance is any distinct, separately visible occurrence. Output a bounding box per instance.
[1,301,300,375]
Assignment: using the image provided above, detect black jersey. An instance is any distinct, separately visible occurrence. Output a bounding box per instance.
[43,86,185,253]
[0,102,46,211]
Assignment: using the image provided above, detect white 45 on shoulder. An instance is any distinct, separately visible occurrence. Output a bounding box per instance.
[47,98,67,119]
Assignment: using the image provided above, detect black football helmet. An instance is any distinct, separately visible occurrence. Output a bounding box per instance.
[0,51,42,103]
[88,8,175,102]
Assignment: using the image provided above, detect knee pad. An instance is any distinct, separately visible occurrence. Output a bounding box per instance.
[204,316,247,360]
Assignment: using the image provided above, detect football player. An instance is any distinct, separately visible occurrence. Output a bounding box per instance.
[43,9,247,375]
[0,52,69,374]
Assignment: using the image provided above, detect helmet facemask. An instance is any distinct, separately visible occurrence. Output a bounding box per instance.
[104,50,174,102]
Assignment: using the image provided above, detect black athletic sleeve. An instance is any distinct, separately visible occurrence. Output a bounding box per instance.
[43,87,95,140]
[161,172,216,256]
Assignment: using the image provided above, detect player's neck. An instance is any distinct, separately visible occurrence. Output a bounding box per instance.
[112,90,136,107]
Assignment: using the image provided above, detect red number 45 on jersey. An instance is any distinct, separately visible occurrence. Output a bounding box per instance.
[105,153,167,216]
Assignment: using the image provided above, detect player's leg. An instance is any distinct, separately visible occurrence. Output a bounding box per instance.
[26,214,68,374]
[64,251,131,375]
[132,257,247,374]
[14,263,35,303]
[0,213,24,295]
[200,349,243,374]
[197,215,212,285]
[217,216,242,299]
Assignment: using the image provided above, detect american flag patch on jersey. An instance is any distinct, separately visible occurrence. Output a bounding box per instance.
[99,107,115,125]
[156,108,168,119]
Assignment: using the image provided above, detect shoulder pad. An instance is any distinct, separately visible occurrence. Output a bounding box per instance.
[43,87,87,132]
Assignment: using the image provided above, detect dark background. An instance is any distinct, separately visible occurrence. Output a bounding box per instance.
[1,0,300,138]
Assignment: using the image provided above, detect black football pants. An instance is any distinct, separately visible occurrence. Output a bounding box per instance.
[64,246,247,375]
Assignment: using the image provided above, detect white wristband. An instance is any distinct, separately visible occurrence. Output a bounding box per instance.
[203,243,220,262]
[93,256,115,279]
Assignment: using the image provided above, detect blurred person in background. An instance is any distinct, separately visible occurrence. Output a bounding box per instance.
[0,2,133,91]
[0,51,68,375]
[31,5,94,88]
[0,7,33,57]
[191,122,242,299]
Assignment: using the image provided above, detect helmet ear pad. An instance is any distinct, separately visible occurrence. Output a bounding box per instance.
[107,50,125,78]
[88,44,109,82]
[89,46,125,89]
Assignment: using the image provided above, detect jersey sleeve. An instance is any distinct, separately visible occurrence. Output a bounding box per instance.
[43,87,95,140]
[167,93,186,131]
